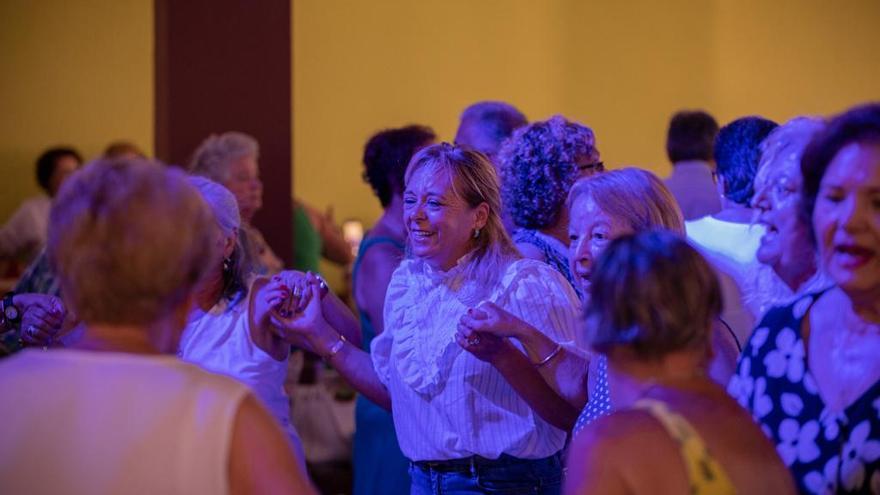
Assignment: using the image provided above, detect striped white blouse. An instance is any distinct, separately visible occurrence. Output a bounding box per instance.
[371,256,582,461]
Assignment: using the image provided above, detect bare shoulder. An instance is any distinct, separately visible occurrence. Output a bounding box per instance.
[229,394,316,495]
[353,240,402,296]
[659,390,797,495]
[693,399,797,494]
[567,411,686,495]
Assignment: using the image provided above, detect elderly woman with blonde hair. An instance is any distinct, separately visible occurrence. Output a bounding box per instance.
[458,168,739,433]
[189,131,282,274]
[749,116,831,314]
[269,143,581,494]
[564,231,794,495]
[0,158,313,494]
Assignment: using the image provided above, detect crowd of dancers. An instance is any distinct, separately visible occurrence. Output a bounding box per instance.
[0,100,878,495]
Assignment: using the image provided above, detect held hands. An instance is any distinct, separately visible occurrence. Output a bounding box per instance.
[15,294,65,347]
[458,302,526,339]
[261,271,335,353]
[456,303,519,364]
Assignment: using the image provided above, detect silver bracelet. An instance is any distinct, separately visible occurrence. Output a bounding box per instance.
[324,334,347,361]
[533,343,562,367]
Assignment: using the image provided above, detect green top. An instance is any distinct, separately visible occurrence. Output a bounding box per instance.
[292,204,321,273]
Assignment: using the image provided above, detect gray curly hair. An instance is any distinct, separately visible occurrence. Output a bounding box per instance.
[497,115,597,229]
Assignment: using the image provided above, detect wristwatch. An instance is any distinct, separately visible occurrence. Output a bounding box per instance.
[3,292,20,323]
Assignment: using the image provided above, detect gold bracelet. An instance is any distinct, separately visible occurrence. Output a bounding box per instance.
[533,343,562,367]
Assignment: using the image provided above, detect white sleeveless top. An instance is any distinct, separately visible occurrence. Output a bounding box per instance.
[0,349,249,495]
[177,293,302,456]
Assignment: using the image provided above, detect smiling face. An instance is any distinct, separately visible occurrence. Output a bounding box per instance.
[568,194,634,293]
[404,165,487,271]
[813,141,880,296]
[751,152,816,288]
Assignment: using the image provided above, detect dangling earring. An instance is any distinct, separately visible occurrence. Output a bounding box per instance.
[473,228,481,239]
[223,257,232,272]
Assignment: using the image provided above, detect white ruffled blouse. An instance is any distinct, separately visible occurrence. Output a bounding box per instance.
[371,256,582,461]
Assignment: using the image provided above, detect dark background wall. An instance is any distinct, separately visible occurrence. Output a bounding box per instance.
[155,0,292,265]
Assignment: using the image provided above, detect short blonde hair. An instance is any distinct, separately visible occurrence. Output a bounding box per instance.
[48,158,215,325]
[568,168,685,235]
[404,143,520,289]
[188,131,259,183]
[757,116,824,179]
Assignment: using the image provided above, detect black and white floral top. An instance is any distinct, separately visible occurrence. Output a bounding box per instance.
[728,293,880,494]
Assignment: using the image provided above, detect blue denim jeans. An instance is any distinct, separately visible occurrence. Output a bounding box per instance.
[409,453,562,495]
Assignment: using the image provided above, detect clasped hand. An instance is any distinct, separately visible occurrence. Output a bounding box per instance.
[260,271,329,352]
[16,294,67,347]
[456,302,523,363]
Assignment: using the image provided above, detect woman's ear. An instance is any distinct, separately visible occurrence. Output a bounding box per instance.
[223,227,238,259]
[474,202,490,230]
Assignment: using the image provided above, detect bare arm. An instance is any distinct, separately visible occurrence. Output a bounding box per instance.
[564,424,629,495]
[456,332,578,430]
[353,242,400,336]
[229,394,316,495]
[460,304,591,409]
[319,290,363,349]
[272,285,391,410]
[272,270,363,348]
[299,201,352,266]
[515,325,591,409]
[248,278,292,361]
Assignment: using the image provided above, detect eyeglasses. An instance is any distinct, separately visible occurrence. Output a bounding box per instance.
[577,161,604,173]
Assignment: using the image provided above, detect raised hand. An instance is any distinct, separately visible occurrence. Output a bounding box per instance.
[458,302,528,339]
[268,284,337,352]
[272,270,328,315]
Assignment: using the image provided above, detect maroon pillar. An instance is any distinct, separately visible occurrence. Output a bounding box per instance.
[155,0,292,266]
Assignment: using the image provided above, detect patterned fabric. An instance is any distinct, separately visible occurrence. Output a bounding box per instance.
[728,293,880,494]
[372,256,582,460]
[573,354,612,436]
[512,228,582,300]
[13,249,60,296]
[0,249,61,356]
[633,399,736,495]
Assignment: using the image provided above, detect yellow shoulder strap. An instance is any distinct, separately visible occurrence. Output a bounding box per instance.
[633,399,737,495]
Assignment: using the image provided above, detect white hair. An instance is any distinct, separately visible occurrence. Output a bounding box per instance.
[187,175,240,236]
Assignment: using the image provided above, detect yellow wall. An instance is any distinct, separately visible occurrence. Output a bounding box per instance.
[714,0,880,122]
[0,0,153,221]
[293,0,880,238]
[2,0,877,273]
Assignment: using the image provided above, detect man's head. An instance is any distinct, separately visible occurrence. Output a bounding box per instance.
[714,116,778,205]
[666,110,719,164]
[454,101,527,162]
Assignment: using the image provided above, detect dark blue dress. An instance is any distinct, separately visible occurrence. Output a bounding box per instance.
[728,292,880,494]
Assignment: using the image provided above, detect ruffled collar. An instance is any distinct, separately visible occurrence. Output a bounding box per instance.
[386,252,484,397]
